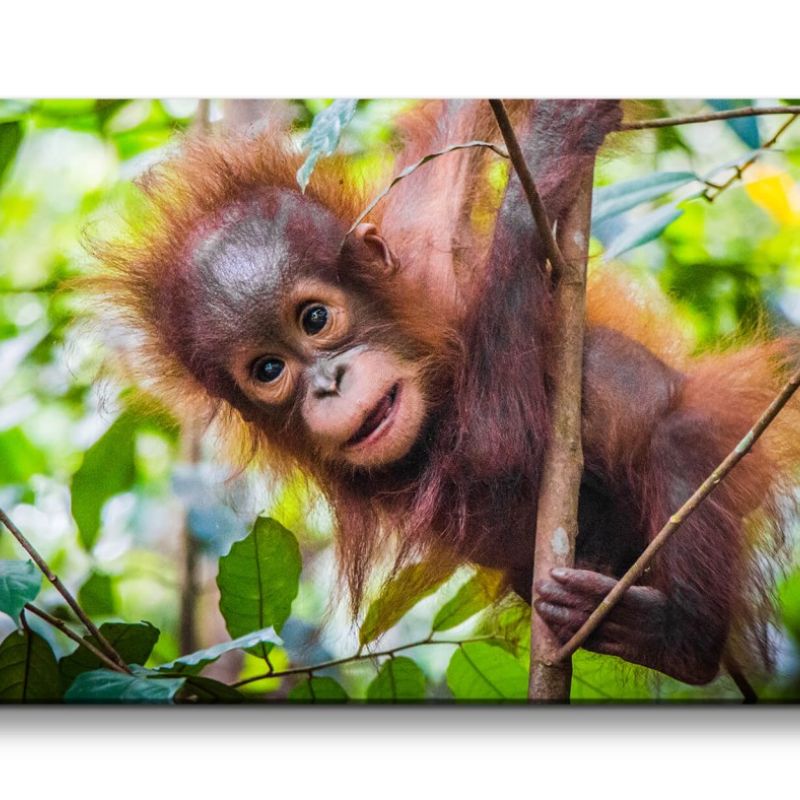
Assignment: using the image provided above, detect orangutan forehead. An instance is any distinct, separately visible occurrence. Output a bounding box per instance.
[185,196,345,350]
[190,194,343,300]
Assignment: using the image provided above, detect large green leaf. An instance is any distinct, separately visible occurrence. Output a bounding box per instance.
[592,171,697,225]
[288,676,349,703]
[0,561,42,624]
[59,621,159,684]
[0,630,62,702]
[155,627,283,676]
[0,121,23,185]
[65,669,185,704]
[296,99,358,191]
[360,562,451,646]
[446,642,527,701]
[70,412,138,550]
[569,650,652,702]
[217,517,301,654]
[77,570,116,616]
[431,569,504,633]
[366,657,426,702]
[602,202,684,260]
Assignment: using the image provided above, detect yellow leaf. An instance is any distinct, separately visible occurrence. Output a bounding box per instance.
[744,165,800,226]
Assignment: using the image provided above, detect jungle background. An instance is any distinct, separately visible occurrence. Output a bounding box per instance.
[2,98,800,703]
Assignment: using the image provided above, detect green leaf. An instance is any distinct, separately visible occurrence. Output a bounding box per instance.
[446,642,527,701]
[155,627,283,676]
[65,669,185,704]
[360,562,450,646]
[0,561,42,624]
[0,630,62,702]
[181,676,245,703]
[592,171,698,224]
[366,656,426,702]
[71,412,138,550]
[569,650,652,702]
[288,676,349,703]
[59,621,159,684]
[602,202,684,260]
[0,121,23,185]
[0,427,48,484]
[77,570,116,616]
[217,517,301,654]
[296,99,358,191]
[432,569,504,633]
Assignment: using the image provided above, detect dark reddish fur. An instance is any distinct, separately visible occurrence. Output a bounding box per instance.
[86,100,800,683]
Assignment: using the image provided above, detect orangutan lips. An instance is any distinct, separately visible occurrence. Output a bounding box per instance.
[347,383,399,447]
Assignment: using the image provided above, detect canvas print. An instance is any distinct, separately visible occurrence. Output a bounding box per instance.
[2,98,800,704]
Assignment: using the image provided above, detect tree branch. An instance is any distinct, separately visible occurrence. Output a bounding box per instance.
[526,168,594,702]
[701,115,798,202]
[489,99,569,282]
[0,507,128,670]
[554,365,800,664]
[620,105,800,131]
[231,634,497,688]
[24,603,129,674]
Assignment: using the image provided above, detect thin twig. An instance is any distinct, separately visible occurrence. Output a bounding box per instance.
[620,105,800,131]
[24,603,130,675]
[488,99,568,282]
[231,635,497,688]
[554,365,800,664]
[344,140,508,238]
[0,506,128,670]
[702,115,798,202]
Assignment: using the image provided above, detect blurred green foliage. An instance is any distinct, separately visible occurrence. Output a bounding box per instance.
[1,99,800,702]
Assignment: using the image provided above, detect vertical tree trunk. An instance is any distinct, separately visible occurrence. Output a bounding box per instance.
[528,169,595,702]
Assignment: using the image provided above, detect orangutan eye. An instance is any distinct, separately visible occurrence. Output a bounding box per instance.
[301,304,329,335]
[253,357,284,383]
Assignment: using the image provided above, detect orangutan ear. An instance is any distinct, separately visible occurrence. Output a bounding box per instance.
[352,223,396,270]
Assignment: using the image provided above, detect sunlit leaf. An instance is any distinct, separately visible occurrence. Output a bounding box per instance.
[296,99,358,191]
[0,561,42,624]
[366,656,426,702]
[570,650,652,702]
[0,629,62,702]
[432,569,504,632]
[446,642,527,701]
[155,627,282,676]
[65,669,184,704]
[744,164,800,225]
[289,676,349,703]
[360,562,451,646]
[70,412,138,551]
[59,621,159,684]
[217,517,301,655]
